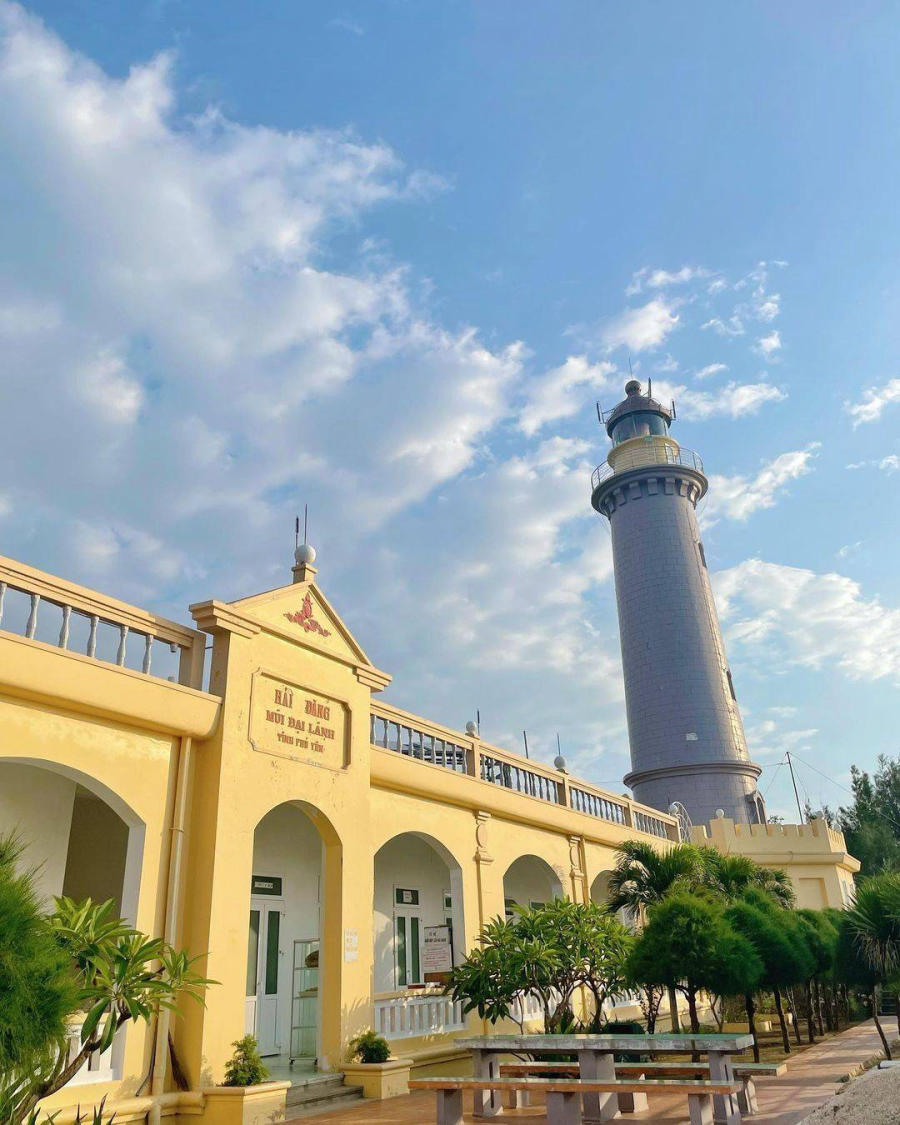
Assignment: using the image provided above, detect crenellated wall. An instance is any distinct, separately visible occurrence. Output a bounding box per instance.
[692,816,859,909]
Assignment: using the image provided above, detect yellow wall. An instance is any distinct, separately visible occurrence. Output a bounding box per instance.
[0,556,860,1117]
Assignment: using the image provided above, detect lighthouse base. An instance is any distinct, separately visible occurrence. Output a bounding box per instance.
[624,759,765,828]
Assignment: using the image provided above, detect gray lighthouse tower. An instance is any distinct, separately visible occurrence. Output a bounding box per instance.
[591,380,766,827]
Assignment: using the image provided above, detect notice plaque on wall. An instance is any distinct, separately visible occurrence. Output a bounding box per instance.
[422,924,453,974]
[249,672,349,769]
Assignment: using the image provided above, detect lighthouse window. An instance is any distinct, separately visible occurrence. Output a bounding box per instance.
[698,541,708,569]
[610,412,667,444]
[726,669,737,701]
[611,415,636,443]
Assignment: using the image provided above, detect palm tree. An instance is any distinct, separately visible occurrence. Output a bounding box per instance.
[699,850,796,908]
[845,872,900,1045]
[607,840,704,1031]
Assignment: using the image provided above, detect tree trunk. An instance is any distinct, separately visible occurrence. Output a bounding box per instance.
[746,994,760,1064]
[686,987,700,1034]
[788,989,803,1045]
[814,979,825,1036]
[805,981,816,1043]
[773,987,791,1053]
[821,982,833,1032]
[667,984,681,1032]
[871,991,892,1060]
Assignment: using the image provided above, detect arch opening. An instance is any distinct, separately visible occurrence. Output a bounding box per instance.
[502,854,563,917]
[373,832,465,995]
[247,800,336,1068]
[0,759,146,1084]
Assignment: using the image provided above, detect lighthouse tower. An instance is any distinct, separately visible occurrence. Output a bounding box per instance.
[591,380,765,827]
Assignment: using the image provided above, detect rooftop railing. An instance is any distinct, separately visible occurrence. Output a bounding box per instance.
[0,555,207,690]
[370,701,678,841]
[591,445,703,492]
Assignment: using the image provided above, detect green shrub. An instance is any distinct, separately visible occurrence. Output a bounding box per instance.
[348,1028,391,1064]
[222,1036,269,1087]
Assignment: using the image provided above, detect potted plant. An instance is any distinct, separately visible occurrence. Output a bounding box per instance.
[202,1037,290,1125]
[341,1029,413,1100]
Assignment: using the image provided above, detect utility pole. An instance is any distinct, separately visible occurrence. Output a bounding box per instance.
[786,752,805,823]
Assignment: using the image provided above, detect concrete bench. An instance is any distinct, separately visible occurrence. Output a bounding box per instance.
[409,1075,741,1125]
[499,1060,784,1115]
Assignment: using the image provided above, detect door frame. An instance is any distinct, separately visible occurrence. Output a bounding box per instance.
[248,877,285,1056]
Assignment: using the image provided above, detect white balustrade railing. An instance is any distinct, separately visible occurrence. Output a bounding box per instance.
[375,993,466,1040]
[65,1020,115,1086]
[511,992,545,1026]
[0,555,207,689]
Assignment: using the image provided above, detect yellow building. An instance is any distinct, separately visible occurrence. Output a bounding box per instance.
[0,549,858,1116]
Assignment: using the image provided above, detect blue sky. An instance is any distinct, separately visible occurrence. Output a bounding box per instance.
[2,1,900,821]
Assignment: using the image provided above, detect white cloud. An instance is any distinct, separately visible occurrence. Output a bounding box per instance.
[328,16,364,35]
[600,298,680,352]
[626,265,708,295]
[836,541,863,559]
[755,330,781,357]
[714,559,900,682]
[702,315,745,337]
[75,349,143,424]
[518,355,616,436]
[847,377,900,426]
[847,454,900,473]
[695,363,727,381]
[744,717,819,763]
[0,1,523,586]
[654,353,679,373]
[703,444,819,526]
[652,379,786,421]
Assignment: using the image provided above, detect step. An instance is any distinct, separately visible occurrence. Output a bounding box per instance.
[285,1077,347,1105]
[285,1087,365,1119]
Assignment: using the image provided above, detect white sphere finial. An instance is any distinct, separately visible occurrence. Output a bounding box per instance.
[295,542,317,566]
[554,754,567,772]
[715,808,726,819]
[465,720,478,736]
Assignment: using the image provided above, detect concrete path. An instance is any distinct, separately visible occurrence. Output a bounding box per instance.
[290,1020,888,1124]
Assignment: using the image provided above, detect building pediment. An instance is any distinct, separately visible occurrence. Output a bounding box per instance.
[190,580,391,691]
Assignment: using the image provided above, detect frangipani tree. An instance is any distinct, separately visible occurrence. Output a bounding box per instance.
[0,833,211,1125]
[446,900,632,1034]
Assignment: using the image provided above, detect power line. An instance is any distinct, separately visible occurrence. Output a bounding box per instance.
[788,751,900,838]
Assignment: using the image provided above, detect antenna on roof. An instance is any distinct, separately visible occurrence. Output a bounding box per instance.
[477,709,481,735]
[522,730,530,759]
[596,401,603,424]
[295,516,300,551]
[628,356,634,377]
[557,732,562,755]
[671,399,677,421]
[648,378,652,399]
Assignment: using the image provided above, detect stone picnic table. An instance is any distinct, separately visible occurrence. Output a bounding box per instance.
[455,1031,754,1125]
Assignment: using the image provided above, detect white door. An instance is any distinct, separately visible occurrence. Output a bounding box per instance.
[246,900,282,1055]
[393,906,423,987]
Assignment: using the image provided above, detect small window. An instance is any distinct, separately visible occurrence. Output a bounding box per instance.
[395,888,419,906]
[698,541,707,568]
[726,669,737,701]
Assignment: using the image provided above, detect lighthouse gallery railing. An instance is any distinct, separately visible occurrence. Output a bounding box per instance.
[591,445,704,492]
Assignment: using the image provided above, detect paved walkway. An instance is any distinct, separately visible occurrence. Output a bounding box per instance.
[291,1020,887,1124]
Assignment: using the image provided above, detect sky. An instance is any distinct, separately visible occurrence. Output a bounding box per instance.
[2,1,900,822]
